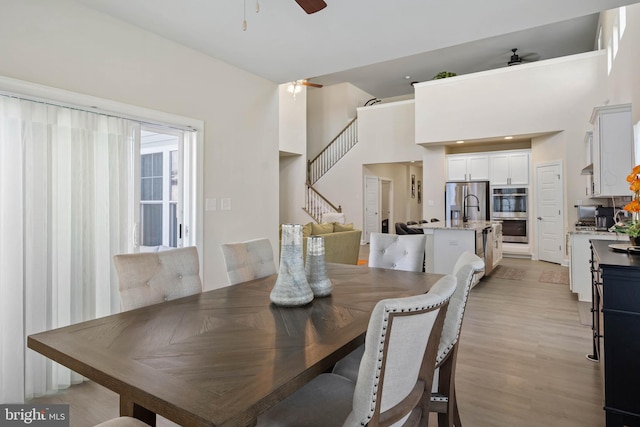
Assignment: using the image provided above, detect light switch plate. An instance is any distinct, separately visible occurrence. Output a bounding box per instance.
[206,198,217,211]
[222,198,232,211]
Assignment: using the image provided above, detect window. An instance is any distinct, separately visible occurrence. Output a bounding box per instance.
[619,6,627,38]
[140,128,182,249]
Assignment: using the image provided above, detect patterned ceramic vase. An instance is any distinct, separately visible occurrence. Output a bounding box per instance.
[305,235,332,297]
[270,224,314,306]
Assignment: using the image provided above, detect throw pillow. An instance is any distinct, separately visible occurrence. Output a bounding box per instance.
[302,222,313,238]
[311,222,334,235]
[333,222,354,232]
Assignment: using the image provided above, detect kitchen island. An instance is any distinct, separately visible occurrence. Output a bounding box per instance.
[412,220,501,284]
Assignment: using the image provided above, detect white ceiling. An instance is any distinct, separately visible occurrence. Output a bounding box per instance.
[73,0,639,99]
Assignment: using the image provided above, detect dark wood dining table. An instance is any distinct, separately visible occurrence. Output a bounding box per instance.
[27,263,443,427]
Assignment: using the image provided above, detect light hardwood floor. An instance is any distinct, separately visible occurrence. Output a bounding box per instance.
[30,254,603,427]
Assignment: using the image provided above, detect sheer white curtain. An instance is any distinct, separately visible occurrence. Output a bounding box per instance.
[0,96,137,403]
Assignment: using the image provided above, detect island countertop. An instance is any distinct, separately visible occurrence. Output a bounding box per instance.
[411,220,496,231]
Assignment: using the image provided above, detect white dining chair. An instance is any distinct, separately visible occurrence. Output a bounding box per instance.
[332,251,484,427]
[113,246,203,311]
[257,274,457,427]
[94,416,149,427]
[430,252,484,427]
[220,238,277,285]
[368,232,426,272]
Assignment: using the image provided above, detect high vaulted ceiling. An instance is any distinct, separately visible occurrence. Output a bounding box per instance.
[73,0,639,98]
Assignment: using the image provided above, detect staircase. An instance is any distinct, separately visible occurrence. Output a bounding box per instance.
[304,117,358,222]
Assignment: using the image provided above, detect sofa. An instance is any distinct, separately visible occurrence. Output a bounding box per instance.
[280,222,362,265]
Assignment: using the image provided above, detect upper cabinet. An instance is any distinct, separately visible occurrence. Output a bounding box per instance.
[489,151,530,186]
[588,104,633,197]
[446,154,489,181]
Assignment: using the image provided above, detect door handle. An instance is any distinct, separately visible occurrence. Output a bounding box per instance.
[537,217,542,220]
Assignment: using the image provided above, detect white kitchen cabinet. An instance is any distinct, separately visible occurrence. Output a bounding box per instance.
[446,154,489,181]
[582,131,594,196]
[569,232,629,302]
[589,104,633,197]
[489,151,529,186]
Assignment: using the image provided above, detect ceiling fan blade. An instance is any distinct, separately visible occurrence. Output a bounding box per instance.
[520,52,540,62]
[300,80,323,88]
[295,0,327,14]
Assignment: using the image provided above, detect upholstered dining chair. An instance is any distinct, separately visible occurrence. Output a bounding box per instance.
[113,246,202,311]
[368,232,426,272]
[257,274,457,427]
[94,417,149,427]
[220,237,277,285]
[429,252,484,427]
[332,251,484,427]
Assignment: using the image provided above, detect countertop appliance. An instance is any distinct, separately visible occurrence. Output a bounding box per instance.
[575,204,600,228]
[595,206,615,229]
[445,181,490,223]
[574,205,615,231]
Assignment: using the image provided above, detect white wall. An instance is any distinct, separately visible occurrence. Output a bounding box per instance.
[279,84,307,155]
[0,0,279,289]
[314,100,425,233]
[414,52,607,249]
[603,4,640,125]
[422,145,447,222]
[362,163,424,227]
[279,85,309,225]
[307,82,373,159]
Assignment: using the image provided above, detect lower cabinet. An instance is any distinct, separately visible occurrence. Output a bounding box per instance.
[569,233,628,302]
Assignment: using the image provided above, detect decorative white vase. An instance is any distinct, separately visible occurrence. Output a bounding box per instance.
[305,235,332,297]
[270,224,314,306]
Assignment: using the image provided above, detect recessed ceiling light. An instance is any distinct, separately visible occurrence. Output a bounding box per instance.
[504,136,513,140]
[456,140,464,144]
[405,76,411,80]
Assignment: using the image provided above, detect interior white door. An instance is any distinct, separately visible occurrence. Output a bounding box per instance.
[380,179,391,233]
[364,175,380,243]
[536,162,564,264]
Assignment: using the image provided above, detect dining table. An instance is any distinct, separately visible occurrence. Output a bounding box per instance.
[27,263,444,427]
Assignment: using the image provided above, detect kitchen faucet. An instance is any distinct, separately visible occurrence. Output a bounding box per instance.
[463,194,480,222]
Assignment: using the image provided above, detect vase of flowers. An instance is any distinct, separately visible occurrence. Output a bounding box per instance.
[610,164,640,246]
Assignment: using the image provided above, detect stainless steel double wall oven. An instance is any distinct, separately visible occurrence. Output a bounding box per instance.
[491,187,528,243]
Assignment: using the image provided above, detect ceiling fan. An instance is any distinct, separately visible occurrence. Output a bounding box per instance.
[295,0,327,14]
[507,48,540,66]
[298,79,323,88]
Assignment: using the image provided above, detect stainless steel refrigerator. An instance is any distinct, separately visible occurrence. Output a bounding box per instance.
[445,181,490,222]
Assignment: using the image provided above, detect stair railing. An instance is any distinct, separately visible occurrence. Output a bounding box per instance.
[304,184,341,223]
[307,117,358,185]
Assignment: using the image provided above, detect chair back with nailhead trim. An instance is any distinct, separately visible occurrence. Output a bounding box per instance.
[344,274,456,427]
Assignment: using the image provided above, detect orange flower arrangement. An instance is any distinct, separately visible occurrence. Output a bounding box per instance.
[624,164,640,214]
[612,165,640,239]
